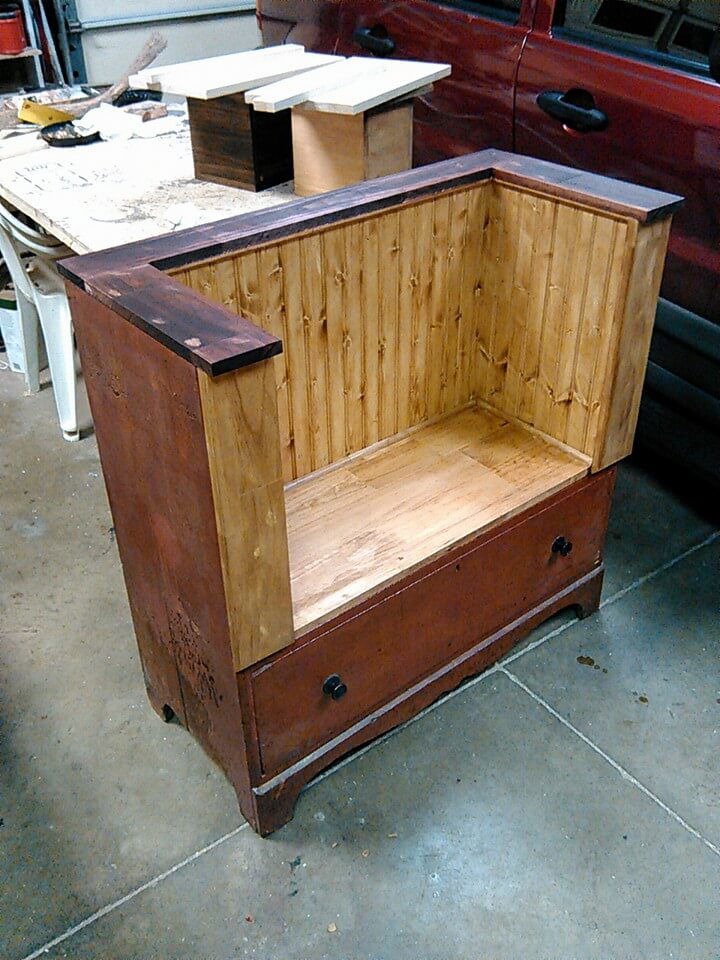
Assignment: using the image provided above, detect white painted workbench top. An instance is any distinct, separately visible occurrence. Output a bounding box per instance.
[0,113,294,254]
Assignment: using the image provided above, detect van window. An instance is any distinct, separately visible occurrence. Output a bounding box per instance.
[427,0,521,24]
[553,0,719,75]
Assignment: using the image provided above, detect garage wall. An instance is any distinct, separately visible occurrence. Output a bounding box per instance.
[73,2,260,86]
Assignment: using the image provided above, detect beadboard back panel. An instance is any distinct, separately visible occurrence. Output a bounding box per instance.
[175,183,491,481]
[174,179,669,479]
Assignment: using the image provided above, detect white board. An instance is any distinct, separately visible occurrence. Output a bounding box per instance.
[133,45,305,84]
[246,58,374,113]
[129,46,342,100]
[247,57,452,115]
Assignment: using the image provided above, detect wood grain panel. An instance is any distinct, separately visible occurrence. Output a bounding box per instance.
[180,183,494,481]
[285,403,588,634]
[177,177,671,481]
[475,185,650,466]
[197,361,294,670]
[595,217,672,468]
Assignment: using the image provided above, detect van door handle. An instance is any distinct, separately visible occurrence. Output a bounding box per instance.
[537,90,608,133]
[353,26,395,57]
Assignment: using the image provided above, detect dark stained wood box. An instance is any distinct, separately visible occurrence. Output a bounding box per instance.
[60,150,681,835]
[187,96,293,192]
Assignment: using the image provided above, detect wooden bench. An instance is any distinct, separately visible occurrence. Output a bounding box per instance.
[61,150,681,836]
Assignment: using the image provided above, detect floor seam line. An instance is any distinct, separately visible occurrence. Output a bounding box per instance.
[18,530,719,958]
[501,528,720,669]
[501,666,720,859]
[18,822,250,960]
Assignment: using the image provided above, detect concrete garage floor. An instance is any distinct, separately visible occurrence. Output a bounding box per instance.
[2,369,719,960]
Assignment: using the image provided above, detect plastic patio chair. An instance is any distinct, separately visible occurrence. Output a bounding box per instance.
[0,207,89,441]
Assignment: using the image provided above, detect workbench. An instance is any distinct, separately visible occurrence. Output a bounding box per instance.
[0,113,293,254]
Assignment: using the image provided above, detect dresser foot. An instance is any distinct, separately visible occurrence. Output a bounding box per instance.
[573,564,604,619]
[251,776,304,837]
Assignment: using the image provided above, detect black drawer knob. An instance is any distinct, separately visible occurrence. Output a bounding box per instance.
[322,673,347,700]
[552,535,573,557]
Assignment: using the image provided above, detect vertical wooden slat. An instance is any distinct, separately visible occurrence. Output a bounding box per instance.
[410,198,433,424]
[474,182,502,400]
[300,233,330,471]
[279,238,313,479]
[426,194,451,417]
[257,244,295,481]
[321,225,348,462]
[344,221,365,455]
[378,211,400,438]
[396,204,416,432]
[443,190,469,412]
[564,214,617,452]
[456,183,488,407]
[361,215,380,446]
[503,192,535,417]
[532,202,579,436]
[486,185,521,404]
[214,256,239,313]
[548,209,596,444]
[517,197,558,426]
[234,250,261,325]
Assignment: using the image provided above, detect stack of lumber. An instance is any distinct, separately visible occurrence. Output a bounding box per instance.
[245,56,450,114]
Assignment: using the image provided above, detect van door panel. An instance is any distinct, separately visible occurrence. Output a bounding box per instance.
[515,16,720,322]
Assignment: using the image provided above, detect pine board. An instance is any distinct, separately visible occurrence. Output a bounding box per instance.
[130,46,342,100]
[285,403,589,634]
[247,56,451,114]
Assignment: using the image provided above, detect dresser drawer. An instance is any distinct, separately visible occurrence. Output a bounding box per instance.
[251,469,614,775]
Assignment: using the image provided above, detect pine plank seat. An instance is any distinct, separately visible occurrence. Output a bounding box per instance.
[287,404,589,634]
[61,150,682,837]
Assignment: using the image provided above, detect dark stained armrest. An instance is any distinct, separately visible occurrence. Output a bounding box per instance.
[61,263,282,376]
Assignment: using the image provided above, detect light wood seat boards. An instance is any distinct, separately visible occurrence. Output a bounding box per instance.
[61,151,679,836]
[286,403,589,634]
[246,56,451,197]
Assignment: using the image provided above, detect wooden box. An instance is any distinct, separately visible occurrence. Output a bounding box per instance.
[186,96,293,192]
[60,150,680,836]
[291,98,414,197]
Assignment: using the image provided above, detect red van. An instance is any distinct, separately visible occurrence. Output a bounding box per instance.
[258,0,720,490]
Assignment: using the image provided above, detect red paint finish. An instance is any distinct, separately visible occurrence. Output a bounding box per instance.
[256,0,341,51]
[0,6,27,55]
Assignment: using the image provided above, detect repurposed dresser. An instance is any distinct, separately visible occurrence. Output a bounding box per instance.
[61,150,681,835]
